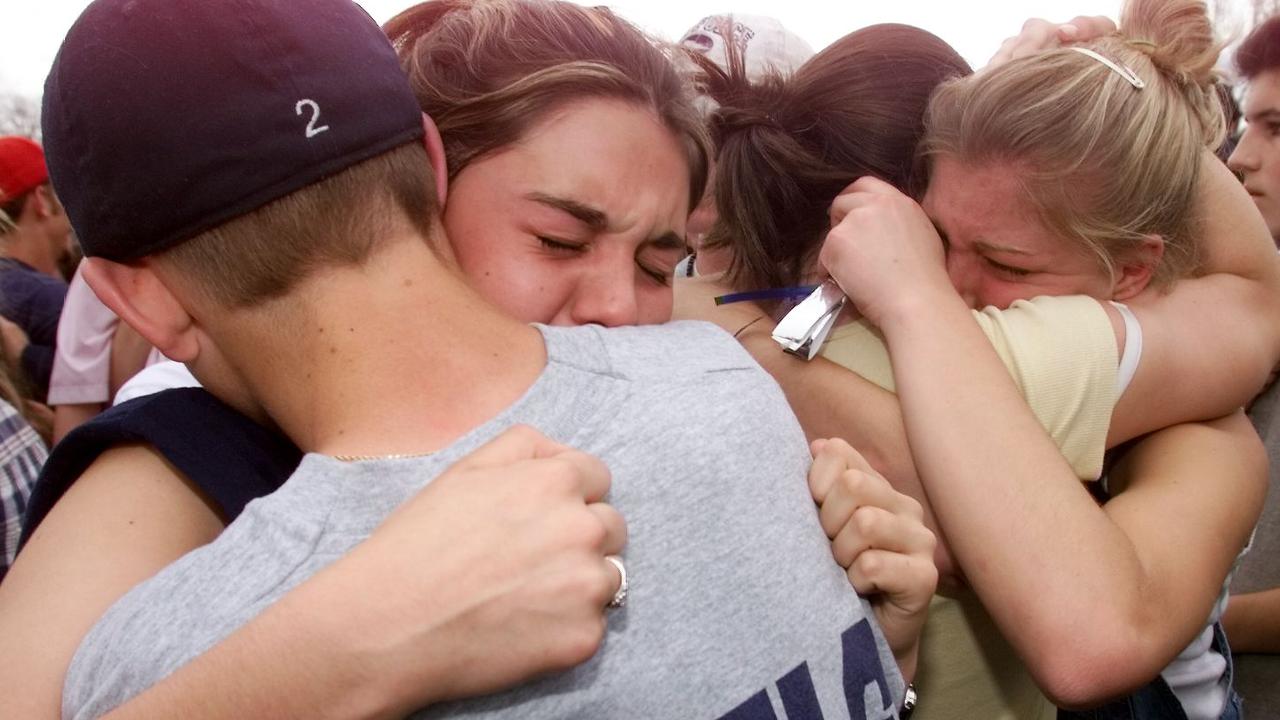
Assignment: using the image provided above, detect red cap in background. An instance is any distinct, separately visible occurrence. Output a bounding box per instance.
[0,137,49,203]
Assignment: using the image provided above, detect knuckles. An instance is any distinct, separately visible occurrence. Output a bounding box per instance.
[838,468,879,497]
[1021,17,1049,33]
[851,549,884,579]
[919,529,939,558]
[554,507,609,552]
[547,617,608,670]
[900,494,925,522]
[850,505,884,538]
[525,457,587,499]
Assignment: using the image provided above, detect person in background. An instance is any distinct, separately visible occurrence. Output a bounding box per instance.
[1230,15,1280,250]
[0,362,46,582]
[0,137,72,400]
[1223,14,1280,717]
[679,13,814,81]
[675,13,814,277]
[47,265,163,443]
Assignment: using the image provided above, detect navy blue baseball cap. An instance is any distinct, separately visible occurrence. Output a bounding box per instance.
[42,0,425,262]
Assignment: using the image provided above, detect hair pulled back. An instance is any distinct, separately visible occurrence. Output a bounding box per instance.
[923,0,1225,287]
[698,24,971,291]
[385,0,710,212]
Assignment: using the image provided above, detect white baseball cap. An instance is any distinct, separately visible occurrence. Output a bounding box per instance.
[679,13,816,80]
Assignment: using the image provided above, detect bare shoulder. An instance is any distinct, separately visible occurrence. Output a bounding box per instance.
[0,444,224,719]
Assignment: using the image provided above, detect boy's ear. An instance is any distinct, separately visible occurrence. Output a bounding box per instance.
[30,185,59,220]
[422,113,448,206]
[81,257,202,363]
[1111,235,1165,301]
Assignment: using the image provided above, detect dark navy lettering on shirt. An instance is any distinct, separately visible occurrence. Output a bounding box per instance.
[718,619,898,720]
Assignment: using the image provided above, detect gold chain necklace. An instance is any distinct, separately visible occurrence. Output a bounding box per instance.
[332,451,435,462]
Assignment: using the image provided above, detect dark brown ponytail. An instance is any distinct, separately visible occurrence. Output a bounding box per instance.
[697,23,971,291]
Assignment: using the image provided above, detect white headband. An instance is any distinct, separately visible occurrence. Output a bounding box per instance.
[1070,47,1145,90]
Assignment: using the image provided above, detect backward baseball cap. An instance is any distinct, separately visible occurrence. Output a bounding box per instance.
[680,13,815,81]
[42,0,425,263]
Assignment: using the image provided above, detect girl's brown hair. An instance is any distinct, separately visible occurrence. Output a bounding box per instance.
[698,23,971,292]
[385,0,711,213]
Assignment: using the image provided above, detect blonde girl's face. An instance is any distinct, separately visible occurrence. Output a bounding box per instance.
[922,157,1120,310]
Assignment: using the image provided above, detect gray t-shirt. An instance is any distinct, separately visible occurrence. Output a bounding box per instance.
[64,322,904,720]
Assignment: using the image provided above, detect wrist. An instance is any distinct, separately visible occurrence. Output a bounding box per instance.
[894,640,920,684]
[874,284,970,338]
[281,552,448,719]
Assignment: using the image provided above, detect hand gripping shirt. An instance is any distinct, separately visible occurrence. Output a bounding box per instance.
[64,322,905,720]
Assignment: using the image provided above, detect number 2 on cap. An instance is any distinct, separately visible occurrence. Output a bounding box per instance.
[295,99,330,138]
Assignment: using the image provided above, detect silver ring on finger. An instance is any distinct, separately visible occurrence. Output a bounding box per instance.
[605,555,628,609]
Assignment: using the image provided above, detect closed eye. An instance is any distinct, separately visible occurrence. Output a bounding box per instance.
[638,260,672,286]
[637,248,681,287]
[985,257,1032,277]
[538,236,586,254]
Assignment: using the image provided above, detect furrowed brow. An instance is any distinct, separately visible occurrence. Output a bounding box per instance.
[975,240,1034,256]
[1247,108,1280,123]
[526,193,609,232]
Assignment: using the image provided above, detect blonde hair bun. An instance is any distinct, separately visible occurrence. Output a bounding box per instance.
[1119,0,1220,89]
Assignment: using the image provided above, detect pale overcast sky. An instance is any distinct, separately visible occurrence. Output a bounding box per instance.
[0,0,1257,99]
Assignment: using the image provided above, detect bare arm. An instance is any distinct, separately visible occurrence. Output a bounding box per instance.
[676,155,1280,583]
[821,177,1267,706]
[1222,589,1280,654]
[0,445,224,719]
[1110,153,1280,443]
[6,427,624,719]
[51,402,104,444]
[879,286,1264,704]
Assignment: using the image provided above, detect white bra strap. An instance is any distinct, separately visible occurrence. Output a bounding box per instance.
[1110,301,1143,396]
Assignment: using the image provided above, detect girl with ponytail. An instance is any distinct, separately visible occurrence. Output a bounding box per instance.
[680,3,1279,718]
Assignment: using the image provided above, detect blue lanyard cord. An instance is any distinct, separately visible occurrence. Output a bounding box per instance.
[714,284,820,306]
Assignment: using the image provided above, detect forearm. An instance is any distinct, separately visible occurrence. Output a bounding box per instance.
[106,556,431,720]
[52,402,103,445]
[105,432,626,720]
[1223,588,1280,654]
[815,175,1262,703]
[878,289,1174,703]
[1114,272,1280,444]
[1196,149,1280,284]
[1109,151,1280,441]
